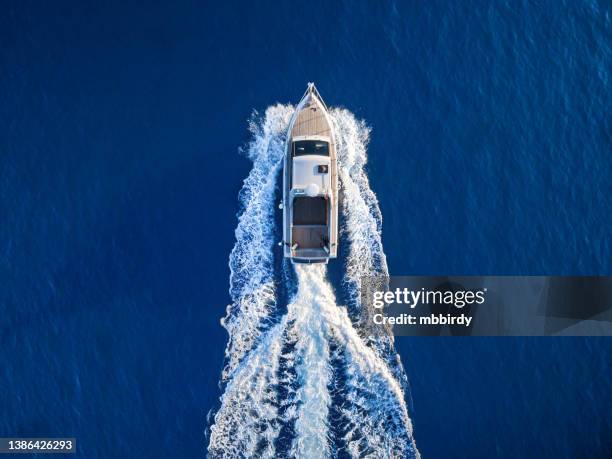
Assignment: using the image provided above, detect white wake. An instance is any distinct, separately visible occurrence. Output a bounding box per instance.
[208,105,419,458]
[220,105,292,381]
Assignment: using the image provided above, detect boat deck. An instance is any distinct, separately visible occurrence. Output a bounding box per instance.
[291,98,333,137]
[292,196,327,225]
[283,84,338,262]
[292,225,328,249]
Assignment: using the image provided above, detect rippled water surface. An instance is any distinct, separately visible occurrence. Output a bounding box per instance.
[1,1,610,457]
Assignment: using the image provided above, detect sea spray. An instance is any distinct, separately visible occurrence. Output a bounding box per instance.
[221,104,293,380]
[209,104,419,459]
[209,319,287,457]
[293,266,418,457]
[288,265,332,458]
[332,108,412,392]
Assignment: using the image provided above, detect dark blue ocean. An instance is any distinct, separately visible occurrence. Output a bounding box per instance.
[1,1,610,457]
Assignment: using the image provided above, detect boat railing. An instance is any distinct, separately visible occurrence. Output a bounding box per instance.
[301,82,329,111]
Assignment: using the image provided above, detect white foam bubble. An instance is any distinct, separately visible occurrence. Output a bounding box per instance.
[221,104,294,380]
[296,265,417,457]
[333,107,413,402]
[288,266,332,458]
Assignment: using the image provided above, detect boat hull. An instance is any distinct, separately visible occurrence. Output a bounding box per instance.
[282,84,338,263]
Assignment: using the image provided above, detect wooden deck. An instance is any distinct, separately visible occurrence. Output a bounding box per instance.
[292,225,327,249]
[291,98,333,137]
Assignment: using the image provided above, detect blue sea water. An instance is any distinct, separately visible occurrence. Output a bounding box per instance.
[1,1,610,458]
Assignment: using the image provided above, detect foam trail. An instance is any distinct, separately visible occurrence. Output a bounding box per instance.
[221,104,293,380]
[209,104,419,459]
[293,266,418,457]
[333,108,418,456]
[288,266,332,458]
[287,265,416,457]
[209,318,287,457]
[209,104,295,458]
[333,108,387,307]
[333,108,411,386]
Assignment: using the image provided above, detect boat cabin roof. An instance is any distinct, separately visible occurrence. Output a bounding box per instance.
[291,155,331,191]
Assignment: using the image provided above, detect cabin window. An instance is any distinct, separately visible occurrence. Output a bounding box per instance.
[292,197,327,225]
[293,140,329,157]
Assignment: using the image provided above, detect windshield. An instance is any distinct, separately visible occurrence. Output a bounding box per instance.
[293,140,329,157]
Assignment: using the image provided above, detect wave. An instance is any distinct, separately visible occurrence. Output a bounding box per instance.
[208,104,419,458]
[220,104,293,381]
[333,108,412,395]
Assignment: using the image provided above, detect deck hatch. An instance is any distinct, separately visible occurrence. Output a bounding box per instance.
[292,196,327,225]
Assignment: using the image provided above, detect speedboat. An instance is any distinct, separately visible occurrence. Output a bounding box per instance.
[281,83,338,264]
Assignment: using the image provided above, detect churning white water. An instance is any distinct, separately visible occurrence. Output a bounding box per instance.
[208,105,419,459]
